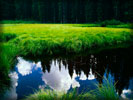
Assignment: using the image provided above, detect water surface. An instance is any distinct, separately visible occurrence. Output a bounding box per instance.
[0,47,133,100]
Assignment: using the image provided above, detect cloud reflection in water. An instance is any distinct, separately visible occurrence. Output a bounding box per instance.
[17,57,35,76]
[3,72,18,100]
[15,57,96,93]
[9,56,133,100]
[42,60,80,92]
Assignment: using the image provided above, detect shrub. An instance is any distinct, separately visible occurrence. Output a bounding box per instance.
[101,19,122,27]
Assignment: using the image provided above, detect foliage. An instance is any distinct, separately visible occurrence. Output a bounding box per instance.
[0,0,133,23]
[100,19,123,27]
[1,24,132,56]
[0,24,132,76]
[1,21,131,29]
[0,20,41,24]
[95,78,119,100]
[24,78,118,100]
[0,33,17,42]
[0,43,18,73]
[24,89,96,100]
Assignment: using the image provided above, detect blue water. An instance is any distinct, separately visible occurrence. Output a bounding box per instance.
[1,47,133,100]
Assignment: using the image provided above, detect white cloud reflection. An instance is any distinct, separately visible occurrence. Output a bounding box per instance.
[15,57,96,93]
[88,68,95,80]
[79,71,87,80]
[120,78,133,100]
[121,89,132,99]
[3,72,18,100]
[16,57,34,76]
[16,57,42,76]
[42,60,80,93]
[80,69,95,80]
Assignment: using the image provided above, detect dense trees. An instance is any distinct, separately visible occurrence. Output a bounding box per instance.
[0,0,132,23]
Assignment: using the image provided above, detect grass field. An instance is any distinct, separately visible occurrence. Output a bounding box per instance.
[1,20,132,28]
[0,24,132,74]
[1,24,132,54]
[0,24,132,67]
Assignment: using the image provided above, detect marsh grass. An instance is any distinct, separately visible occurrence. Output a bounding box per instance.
[0,24,132,74]
[0,24,132,72]
[24,89,96,100]
[95,79,119,100]
[0,43,18,75]
[0,43,16,95]
[1,24,132,56]
[24,77,118,100]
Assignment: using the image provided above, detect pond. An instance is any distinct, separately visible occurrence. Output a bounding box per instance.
[0,47,133,100]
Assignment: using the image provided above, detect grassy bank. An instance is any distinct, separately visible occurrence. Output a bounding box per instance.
[0,24,133,72]
[24,79,118,100]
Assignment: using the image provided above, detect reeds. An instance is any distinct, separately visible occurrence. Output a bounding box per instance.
[0,24,132,74]
[24,78,119,100]
[1,24,132,56]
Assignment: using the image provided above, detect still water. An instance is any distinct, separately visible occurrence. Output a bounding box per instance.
[0,47,133,100]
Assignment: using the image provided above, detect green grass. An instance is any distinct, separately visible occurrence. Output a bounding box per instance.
[24,78,118,100]
[95,79,118,100]
[24,89,96,100]
[71,23,132,29]
[0,43,18,76]
[107,24,133,29]
[1,24,132,55]
[1,20,132,28]
[0,23,133,74]
[0,20,41,24]
[0,24,132,68]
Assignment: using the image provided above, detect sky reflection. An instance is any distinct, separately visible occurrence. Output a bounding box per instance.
[2,55,133,100]
[15,57,96,98]
[3,72,18,100]
[42,60,80,92]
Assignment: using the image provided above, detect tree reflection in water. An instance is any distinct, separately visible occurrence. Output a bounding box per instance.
[38,47,133,96]
[0,47,133,100]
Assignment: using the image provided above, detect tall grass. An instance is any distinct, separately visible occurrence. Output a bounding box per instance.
[1,24,132,56]
[24,78,119,100]
[95,79,119,100]
[0,24,133,72]
[0,43,18,73]
[0,43,17,95]
[24,89,96,100]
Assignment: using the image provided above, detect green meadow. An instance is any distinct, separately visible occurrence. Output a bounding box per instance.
[0,24,133,69]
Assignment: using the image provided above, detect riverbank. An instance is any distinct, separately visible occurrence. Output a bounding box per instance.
[0,24,133,71]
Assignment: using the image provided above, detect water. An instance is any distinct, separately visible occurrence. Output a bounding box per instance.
[0,47,133,100]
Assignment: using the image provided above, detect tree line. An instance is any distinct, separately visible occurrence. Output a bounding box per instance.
[0,0,133,23]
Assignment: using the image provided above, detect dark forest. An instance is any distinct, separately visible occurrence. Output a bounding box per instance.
[0,0,133,23]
